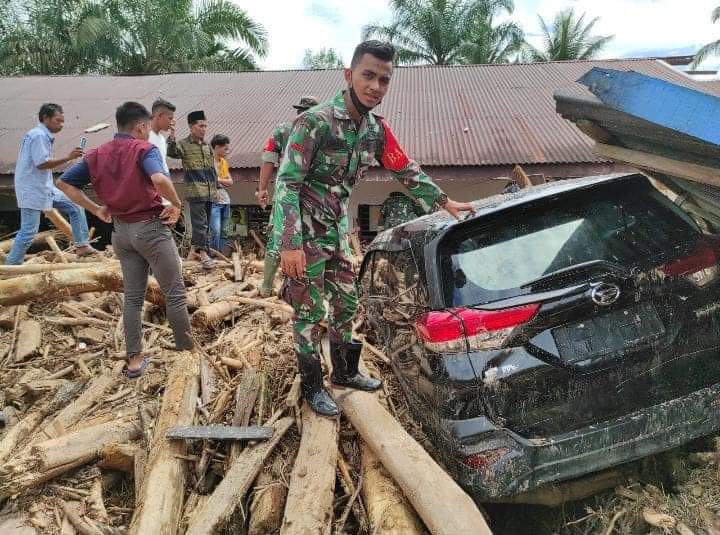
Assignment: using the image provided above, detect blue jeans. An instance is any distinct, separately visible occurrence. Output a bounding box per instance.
[6,191,90,265]
[209,203,231,252]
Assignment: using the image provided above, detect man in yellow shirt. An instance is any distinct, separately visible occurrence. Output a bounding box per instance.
[210,134,232,253]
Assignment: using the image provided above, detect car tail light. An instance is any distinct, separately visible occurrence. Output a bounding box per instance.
[662,241,719,288]
[415,304,540,352]
[461,448,510,470]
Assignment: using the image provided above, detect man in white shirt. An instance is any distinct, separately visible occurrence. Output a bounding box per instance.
[149,98,175,174]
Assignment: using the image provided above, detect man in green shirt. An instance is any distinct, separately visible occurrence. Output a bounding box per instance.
[274,40,475,416]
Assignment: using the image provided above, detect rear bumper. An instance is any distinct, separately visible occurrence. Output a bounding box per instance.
[445,382,720,499]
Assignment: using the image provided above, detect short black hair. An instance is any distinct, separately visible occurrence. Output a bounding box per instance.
[351,40,395,68]
[210,134,230,149]
[39,103,63,122]
[115,101,151,131]
[151,98,176,115]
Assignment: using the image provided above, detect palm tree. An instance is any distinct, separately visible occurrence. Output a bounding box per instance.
[460,11,524,64]
[528,8,613,62]
[363,0,517,65]
[302,48,345,69]
[0,0,268,75]
[691,6,720,68]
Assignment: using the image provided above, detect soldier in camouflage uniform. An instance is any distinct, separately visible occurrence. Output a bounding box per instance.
[274,41,475,416]
[378,191,421,229]
[257,96,319,298]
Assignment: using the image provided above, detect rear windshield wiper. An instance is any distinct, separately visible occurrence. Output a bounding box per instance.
[521,259,631,289]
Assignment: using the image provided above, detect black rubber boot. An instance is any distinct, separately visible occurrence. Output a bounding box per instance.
[299,355,340,417]
[330,340,383,392]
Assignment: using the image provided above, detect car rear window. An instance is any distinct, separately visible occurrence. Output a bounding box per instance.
[443,179,702,306]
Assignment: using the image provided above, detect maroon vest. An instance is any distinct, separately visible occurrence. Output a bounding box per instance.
[84,137,164,223]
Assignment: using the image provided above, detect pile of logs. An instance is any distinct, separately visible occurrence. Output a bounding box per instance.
[0,225,491,535]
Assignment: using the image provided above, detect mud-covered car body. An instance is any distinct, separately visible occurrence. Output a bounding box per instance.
[359,173,720,499]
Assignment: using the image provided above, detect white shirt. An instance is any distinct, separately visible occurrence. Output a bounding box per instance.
[148,130,169,174]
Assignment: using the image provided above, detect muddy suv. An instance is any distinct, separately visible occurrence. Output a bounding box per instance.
[359,173,720,500]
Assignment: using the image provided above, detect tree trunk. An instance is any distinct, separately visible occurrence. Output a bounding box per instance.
[44,209,74,242]
[0,266,166,306]
[0,230,57,254]
[32,417,141,470]
[248,456,289,535]
[14,319,42,361]
[128,351,199,535]
[280,403,338,535]
[333,388,492,535]
[184,417,294,535]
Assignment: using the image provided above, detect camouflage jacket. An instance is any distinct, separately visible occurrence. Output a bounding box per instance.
[261,122,292,165]
[379,193,421,229]
[167,136,218,201]
[273,91,447,250]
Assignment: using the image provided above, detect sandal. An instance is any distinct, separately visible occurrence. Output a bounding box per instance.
[200,256,216,270]
[124,356,151,379]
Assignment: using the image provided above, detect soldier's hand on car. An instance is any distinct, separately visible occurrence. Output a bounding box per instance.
[255,189,269,209]
[67,147,84,161]
[443,198,476,220]
[280,249,306,279]
[94,205,112,224]
[160,204,181,226]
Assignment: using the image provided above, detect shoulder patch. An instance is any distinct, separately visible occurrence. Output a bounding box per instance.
[379,119,410,172]
[290,142,305,154]
[263,136,277,152]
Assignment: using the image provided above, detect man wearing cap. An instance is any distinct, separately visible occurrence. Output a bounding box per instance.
[273,41,475,417]
[256,95,319,297]
[167,110,217,269]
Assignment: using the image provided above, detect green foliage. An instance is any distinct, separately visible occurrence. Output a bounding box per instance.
[0,0,268,75]
[302,48,345,69]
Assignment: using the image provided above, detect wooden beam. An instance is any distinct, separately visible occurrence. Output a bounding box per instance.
[184,417,294,535]
[280,402,338,535]
[593,142,720,188]
[166,425,273,441]
[333,389,492,535]
[128,351,199,535]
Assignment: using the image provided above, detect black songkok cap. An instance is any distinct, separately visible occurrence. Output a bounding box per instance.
[187,110,206,123]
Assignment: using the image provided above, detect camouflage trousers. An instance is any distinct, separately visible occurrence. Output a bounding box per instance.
[265,204,280,259]
[281,226,358,366]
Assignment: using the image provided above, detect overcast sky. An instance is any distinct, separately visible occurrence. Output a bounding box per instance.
[239,0,720,70]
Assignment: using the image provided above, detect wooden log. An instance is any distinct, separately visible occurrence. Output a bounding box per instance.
[333,388,491,535]
[361,442,424,535]
[233,252,242,282]
[36,362,123,442]
[192,301,237,327]
[14,319,42,361]
[44,209,75,242]
[250,230,266,255]
[231,296,294,315]
[184,417,294,535]
[230,369,260,461]
[280,403,338,535]
[167,425,273,441]
[46,235,68,263]
[0,262,118,276]
[249,457,288,535]
[0,411,43,463]
[0,230,56,254]
[98,443,137,473]
[0,266,166,306]
[58,499,102,535]
[128,351,199,535]
[32,417,141,470]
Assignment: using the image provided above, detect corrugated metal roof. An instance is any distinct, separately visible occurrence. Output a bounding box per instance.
[0,59,714,173]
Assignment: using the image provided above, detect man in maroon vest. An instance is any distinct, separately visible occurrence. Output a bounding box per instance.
[56,101,193,377]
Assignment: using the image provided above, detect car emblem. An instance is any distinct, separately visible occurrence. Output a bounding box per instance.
[591,283,621,306]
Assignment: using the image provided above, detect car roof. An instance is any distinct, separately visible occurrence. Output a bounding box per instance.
[369,172,644,252]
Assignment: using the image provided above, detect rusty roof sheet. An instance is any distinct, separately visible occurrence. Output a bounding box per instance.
[0,59,713,174]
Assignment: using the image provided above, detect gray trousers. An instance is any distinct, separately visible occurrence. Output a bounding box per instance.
[112,217,193,356]
[188,200,213,253]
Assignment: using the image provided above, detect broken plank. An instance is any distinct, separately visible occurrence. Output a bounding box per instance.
[280,402,338,535]
[167,425,273,441]
[232,252,242,282]
[184,417,293,535]
[230,369,260,461]
[15,319,42,361]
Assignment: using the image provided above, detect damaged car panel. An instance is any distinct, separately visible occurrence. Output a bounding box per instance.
[360,172,720,500]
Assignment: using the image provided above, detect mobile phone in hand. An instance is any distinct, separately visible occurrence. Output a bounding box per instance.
[80,137,87,150]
